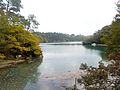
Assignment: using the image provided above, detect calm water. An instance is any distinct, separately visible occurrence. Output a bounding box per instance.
[0,42,106,90]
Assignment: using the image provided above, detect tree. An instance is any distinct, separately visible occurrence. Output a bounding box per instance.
[101,1,120,53]
[34,32,86,43]
[25,14,40,31]
[0,25,42,59]
[0,0,22,12]
[0,0,42,60]
[0,0,24,27]
[84,25,111,44]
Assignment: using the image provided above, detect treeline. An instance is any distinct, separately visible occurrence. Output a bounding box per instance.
[0,0,42,60]
[85,15,120,53]
[84,25,110,44]
[34,32,88,42]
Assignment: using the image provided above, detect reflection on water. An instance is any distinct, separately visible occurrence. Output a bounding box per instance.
[83,45,107,60]
[0,61,42,90]
[0,42,107,90]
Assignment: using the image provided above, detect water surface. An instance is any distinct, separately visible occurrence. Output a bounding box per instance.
[0,42,106,90]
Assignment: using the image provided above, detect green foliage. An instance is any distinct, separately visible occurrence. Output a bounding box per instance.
[85,25,111,44]
[0,54,6,59]
[0,0,42,60]
[85,1,120,52]
[0,25,42,59]
[100,1,120,53]
[101,19,120,53]
[0,0,22,12]
[34,32,87,43]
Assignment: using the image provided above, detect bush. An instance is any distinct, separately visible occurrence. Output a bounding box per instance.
[0,54,6,60]
[0,25,42,60]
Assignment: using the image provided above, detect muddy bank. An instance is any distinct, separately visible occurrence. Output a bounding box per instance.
[0,55,43,69]
[0,60,25,69]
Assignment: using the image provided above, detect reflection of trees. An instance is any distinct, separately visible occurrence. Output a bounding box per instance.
[83,45,106,51]
[0,60,42,90]
[83,45,107,60]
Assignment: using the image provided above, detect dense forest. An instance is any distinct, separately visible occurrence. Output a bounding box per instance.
[0,0,42,60]
[34,32,88,43]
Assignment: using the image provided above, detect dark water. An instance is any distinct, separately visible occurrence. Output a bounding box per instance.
[0,42,106,90]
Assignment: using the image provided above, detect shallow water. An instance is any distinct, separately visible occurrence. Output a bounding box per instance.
[0,42,106,90]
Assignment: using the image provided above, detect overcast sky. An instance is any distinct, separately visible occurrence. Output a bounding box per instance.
[21,0,117,35]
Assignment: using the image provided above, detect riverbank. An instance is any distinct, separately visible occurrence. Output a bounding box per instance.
[0,55,43,69]
[82,41,107,47]
[0,60,25,69]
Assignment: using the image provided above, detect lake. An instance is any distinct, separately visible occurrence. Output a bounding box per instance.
[0,42,106,90]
